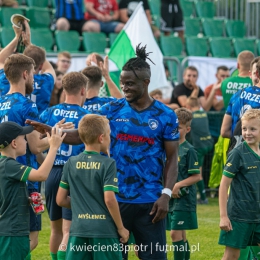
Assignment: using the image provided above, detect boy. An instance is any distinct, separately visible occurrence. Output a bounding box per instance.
[170,108,200,260]
[0,122,65,260]
[219,109,260,260]
[186,97,214,204]
[56,114,129,260]
[149,89,164,103]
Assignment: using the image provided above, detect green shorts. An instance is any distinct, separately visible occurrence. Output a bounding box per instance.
[218,220,260,249]
[168,211,198,230]
[196,146,213,167]
[66,236,122,260]
[0,236,30,260]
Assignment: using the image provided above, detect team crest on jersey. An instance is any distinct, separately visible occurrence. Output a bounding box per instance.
[148,119,158,130]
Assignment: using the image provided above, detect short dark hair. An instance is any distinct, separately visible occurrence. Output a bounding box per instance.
[81,66,102,88]
[122,43,153,78]
[184,66,198,76]
[23,45,45,69]
[62,72,88,95]
[217,65,229,72]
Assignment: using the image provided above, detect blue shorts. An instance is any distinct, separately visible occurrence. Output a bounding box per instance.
[45,166,72,221]
[91,19,119,34]
[28,188,42,231]
[119,203,167,260]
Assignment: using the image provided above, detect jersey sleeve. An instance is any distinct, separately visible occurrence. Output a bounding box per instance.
[187,147,200,175]
[39,108,49,124]
[5,159,32,182]
[99,102,110,117]
[226,91,239,115]
[103,160,118,192]
[163,111,179,141]
[59,161,70,190]
[23,100,39,124]
[118,0,127,8]
[223,148,241,178]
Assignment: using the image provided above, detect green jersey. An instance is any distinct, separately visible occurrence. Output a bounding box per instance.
[221,76,252,109]
[190,110,214,150]
[0,156,32,236]
[60,151,119,238]
[171,141,200,212]
[223,142,260,223]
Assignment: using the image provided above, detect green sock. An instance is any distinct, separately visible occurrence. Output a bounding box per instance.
[173,240,185,260]
[197,180,206,200]
[50,252,58,260]
[57,250,66,260]
[185,240,190,260]
[25,252,31,260]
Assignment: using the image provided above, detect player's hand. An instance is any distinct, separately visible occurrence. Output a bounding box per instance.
[46,125,66,149]
[150,194,170,223]
[21,20,31,47]
[99,56,110,79]
[219,216,232,232]
[12,24,23,39]
[118,227,129,244]
[25,119,52,135]
[172,184,180,199]
[56,118,75,130]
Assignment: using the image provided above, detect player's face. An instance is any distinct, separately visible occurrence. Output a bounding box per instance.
[120,71,146,103]
[242,119,260,145]
[101,124,111,153]
[216,69,230,83]
[178,123,190,143]
[25,65,34,95]
[14,135,27,156]
[57,55,71,74]
[250,63,259,85]
[183,69,198,87]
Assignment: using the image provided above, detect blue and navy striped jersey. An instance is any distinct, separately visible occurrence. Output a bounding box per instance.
[100,98,179,204]
[0,69,54,114]
[40,103,90,165]
[83,96,116,114]
[0,93,39,190]
[55,0,84,20]
[226,86,260,134]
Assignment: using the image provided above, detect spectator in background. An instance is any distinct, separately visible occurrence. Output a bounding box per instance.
[204,66,230,111]
[56,52,71,74]
[170,66,215,111]
[161,0,184,42]
[118,0,160,38]
[49,70,64,107]
[149,89,164,103]
[55,0,89,33]
[0,0,18,7]
[84,0,124,34]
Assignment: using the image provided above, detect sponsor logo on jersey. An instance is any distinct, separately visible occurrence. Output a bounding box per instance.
[226,163,232,167]
[248,166,257,169]
[116,133,154,145]
[148,119,159,130]
[194,162,198,165]
[115,118,129,122]
[177,221,184,225]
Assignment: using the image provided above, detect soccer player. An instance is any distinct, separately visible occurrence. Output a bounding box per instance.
[56,114,129,259]
[186,97,214,204]
[0,20,56,114]
[40,72,90,260]
[0,122,65,260]
[219,109,260,260]
[169,108,200,260]
[27,44,180,260]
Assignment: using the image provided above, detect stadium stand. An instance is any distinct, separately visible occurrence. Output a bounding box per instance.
[82,32,107,54]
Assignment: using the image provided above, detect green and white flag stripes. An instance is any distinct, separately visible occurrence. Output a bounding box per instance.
[108,2,168,92]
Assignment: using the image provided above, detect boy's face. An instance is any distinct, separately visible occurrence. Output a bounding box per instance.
[242,118,260,145]
[152,94,163,102]
[100,124,111,153]
[178,123,190,142]
[15,135,27,156]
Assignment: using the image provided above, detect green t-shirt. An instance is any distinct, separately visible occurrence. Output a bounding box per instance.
[221,76,252,109]
[60,151,119,238]
[170,141,200,212]
[223,142,260,223]
[0,156,32,236]
[190,110,214,150]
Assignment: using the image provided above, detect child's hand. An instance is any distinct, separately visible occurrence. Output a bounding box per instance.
[172,184,180,199]
[47,126,66,149]
[219,216,232,232]
[118,227,129,244]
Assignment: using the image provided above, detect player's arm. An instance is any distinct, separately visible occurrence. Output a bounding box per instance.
[104,191,129,243]
[221,114,232,138]
[150,140,179,223]
[41,59,56,82]
[219,175,233,231]
[99,56,123,98]
[27,126,66,181]
[56,187,71,209]
[26,130,50,154]
[0,25,23,69]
